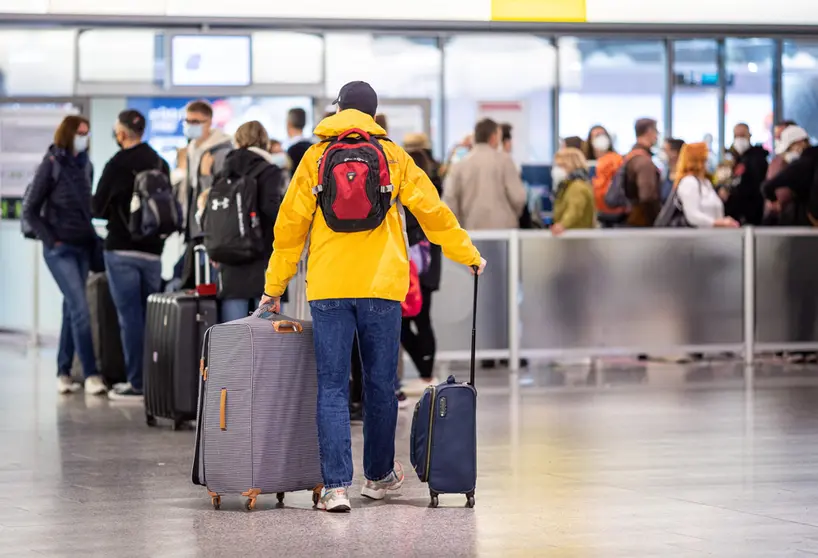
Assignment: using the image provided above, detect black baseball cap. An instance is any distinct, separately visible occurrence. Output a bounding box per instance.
[332,81,378,117]
[117,109,146,136]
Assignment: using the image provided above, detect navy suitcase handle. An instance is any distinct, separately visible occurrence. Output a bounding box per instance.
[469,266,479,387]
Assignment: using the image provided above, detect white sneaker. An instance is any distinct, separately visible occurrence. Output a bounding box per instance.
[84,375,108,396]
[361,461,405,500]
[108,383,144,401]
[317,487,351,513]
[57,376,81,394]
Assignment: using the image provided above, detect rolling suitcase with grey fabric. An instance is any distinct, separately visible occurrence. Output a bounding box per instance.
[144,245,217,430]
[191,305,323,511]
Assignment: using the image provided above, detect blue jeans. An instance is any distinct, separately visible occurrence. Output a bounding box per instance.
[220,298,258,323]
[309,298,402,489]
[43,243,97,379]
[104,252,162,392]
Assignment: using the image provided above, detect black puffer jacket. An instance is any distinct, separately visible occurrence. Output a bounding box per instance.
[23,146,95,249]
[215,148,282,300]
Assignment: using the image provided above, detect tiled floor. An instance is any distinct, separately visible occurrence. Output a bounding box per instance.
[3,343,818,557]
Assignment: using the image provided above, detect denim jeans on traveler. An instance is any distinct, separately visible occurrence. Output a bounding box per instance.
[309,298,402,489]
[220,298,258,323]
[104,252,162,392]
[43,243,97,380]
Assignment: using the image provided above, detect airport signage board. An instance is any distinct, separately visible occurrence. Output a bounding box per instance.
[2,0,815,25]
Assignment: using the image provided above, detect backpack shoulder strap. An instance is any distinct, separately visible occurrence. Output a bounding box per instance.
[248,159,269,180]
[50,156,61,184]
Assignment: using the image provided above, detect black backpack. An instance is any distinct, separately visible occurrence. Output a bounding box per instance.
[202,160,267,265]
[314,128,393,233]
[129,163,182,240]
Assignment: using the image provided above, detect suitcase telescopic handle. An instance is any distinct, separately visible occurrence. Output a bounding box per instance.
[469,265,479,387]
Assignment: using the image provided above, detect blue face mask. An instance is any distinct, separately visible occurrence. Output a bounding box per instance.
[184,122,204,140]
[74,134,89,152]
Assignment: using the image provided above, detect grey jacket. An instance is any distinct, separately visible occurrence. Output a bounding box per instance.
[442,144,527,230]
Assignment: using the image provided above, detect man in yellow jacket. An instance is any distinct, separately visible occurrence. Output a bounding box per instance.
[260,81,485,512]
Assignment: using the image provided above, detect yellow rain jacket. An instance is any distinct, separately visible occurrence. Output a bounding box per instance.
[264,110,481,302]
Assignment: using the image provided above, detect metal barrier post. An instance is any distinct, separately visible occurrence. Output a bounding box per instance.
[743,227,755,365]
[30,241,40,347]
[508,229,520,372]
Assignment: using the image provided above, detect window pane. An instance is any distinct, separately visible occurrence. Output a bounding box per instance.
[79,29,158,82]
[725,38,774,152]
[0,30,76,96]
[252,32,323,84]
[672,39,720,149]
[444,35,555,164]
[324,34,441,155]
[559,38,665,153]
[783,41,818,140]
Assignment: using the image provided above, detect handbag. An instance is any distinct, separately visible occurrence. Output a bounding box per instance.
[654,187,690,228]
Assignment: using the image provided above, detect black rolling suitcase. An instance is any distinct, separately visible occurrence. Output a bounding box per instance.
[71,272,126,387]
[144,245,218,430]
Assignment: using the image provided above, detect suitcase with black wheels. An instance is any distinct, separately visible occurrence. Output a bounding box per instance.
[144,245,217,430]
[410,267,479,508]
[71,272,126,387]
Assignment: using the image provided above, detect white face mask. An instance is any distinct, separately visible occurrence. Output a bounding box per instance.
[73,134,89,152]
[591,135,611,152]
[658,150,670,164]
[551,166,568,186]
[785,151,801,163]
[184,122,204,140]
[733,137,751,155]
[269,152,290,169]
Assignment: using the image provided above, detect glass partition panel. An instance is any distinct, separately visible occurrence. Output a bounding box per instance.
[444,35,555,164]
[79,29,158,83]
[559,38,665,153]
[252,32,323,84]
[782,41,818,141]
[672,39,720,150]
[324,34,441,154]
[0,30,76,96]
[725,38,774,152]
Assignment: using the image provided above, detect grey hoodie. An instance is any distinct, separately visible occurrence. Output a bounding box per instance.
[173,128,233,239]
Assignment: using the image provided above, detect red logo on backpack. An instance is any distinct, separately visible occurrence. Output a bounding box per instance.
[313,128,394,232]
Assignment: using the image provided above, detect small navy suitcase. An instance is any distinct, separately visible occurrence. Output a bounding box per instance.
[410,269,479,508]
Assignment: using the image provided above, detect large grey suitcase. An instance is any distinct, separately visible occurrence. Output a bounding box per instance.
[191,307,323,511]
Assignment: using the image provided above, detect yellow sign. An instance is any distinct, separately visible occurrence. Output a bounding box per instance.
[491,0,587,22]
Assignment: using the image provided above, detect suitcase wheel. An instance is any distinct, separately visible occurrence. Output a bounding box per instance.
[145,414,157,427]
[276,492,285,504]
[173,418,186,431]
[211,495,221,510]
[465,491,475,509]
[245,498,256,511]
[429,490,439,509]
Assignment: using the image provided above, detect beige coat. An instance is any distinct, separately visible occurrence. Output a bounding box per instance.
[442,144,528,230]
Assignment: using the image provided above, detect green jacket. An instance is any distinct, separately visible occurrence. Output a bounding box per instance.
[553,178,596,230]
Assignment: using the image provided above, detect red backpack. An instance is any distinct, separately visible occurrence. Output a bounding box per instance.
[313,128,394,232]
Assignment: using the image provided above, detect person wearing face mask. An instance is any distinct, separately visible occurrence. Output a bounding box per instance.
[171,100,233,243]
[763,125,814,227]
[623,118,662,227]
[443,118,527,230]
[22,115,106,396]
[720,123,768,226]
[90,110,170,399]
[659,138,685,204]
[550,147,595,236]
[584,125,624,227]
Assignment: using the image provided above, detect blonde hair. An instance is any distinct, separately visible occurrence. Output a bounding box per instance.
[674,142,709,188]
[553,147,588,174]
[234,121,270,150]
